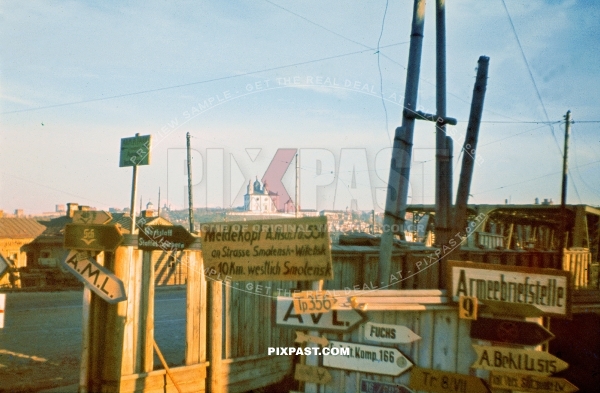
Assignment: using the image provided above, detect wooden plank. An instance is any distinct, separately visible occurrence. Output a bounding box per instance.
[207,280,223,393]
[185,250,198,365]
[79,286,92,393]
[142,250,154,372]
[119,363,208,393]
[198,251,207,363]
[455,317,472,374]
[432,309,458,371]
[417,310,434,370]
[224,280,232,358]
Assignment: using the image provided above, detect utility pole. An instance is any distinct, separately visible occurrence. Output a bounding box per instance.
[559,111,571,258]
[186,132,195,233]
[435,0,452,251]
[455,56,490,232]
[158,187,161,217]
[378,0,427,287]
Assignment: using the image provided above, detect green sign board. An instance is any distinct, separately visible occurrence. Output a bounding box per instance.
[119,134,152,167]
[64,224,124,251]
[138,225,196,251]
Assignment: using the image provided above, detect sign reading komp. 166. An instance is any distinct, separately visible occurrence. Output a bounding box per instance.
[201,216,332,281]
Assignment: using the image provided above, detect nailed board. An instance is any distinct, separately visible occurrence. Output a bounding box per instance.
[447,260,571,318]
[201,217,332,281]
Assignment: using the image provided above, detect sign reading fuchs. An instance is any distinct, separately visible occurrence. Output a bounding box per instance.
[448,261,571,318]
[323,340,412,376]
[363,322,421,344]
[61,250,127,304]
[471,345,568,376]
[276,297,364,333]
[64,224,123,252]
[490,371,578,393]
[409,367,489,393]
[119,134,151,167]
[201,217,332,281]
[138,225,195,251]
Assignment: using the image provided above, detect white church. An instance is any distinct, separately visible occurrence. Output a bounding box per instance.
[243,178,280,213]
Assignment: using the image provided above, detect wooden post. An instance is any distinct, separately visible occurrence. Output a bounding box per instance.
[79,287,92,393]
[378,0,427,286]
[304,280,324,393]
[207,279,223,393]
[559,110,572,261]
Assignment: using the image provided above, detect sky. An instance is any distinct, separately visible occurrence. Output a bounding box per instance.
[1,0,600,215]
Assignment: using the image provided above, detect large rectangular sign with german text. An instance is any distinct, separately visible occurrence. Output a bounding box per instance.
[201,216,332,281]
[447,261,571,318]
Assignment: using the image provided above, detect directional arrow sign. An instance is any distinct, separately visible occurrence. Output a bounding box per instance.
[323,340,412,376]
[72,210,112,225]
[0,253,9,280]
[276,297,365,333]
[364,322,421,344]
[295,331,329,347]
[479,299,545,318]
[490,371,578,392]
[470,317,554,347]
[361,379,414,393]
[409,367,489,393]
[64,224,123,252]
[61,250,127,304]
[138,225,195,251]
[294,364,332,384]
[471,345,568,376]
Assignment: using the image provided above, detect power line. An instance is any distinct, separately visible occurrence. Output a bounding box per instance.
[377,0,391,145]
[501,0,563,157]
[1,43,407,115]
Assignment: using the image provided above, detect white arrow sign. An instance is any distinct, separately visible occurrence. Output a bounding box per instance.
[323,340,413,376]
[61,250,127,304]
[364,322,421,344]
[276,297,364,332]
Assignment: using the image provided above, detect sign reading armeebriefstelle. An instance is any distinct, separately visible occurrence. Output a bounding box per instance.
[447,261,571,318]
[201,216,332,281]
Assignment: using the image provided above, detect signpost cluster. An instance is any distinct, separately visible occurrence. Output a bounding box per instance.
[448,261,578,393]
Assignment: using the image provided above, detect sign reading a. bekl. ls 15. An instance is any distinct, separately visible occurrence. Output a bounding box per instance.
[323,340,412,376]
[119,134,152,167]
[471,345,568,376]
[64,224,123,252]
[447,261,571,318]
[201,217,332,281]
[138,225,195,251]
[61,250,127,304]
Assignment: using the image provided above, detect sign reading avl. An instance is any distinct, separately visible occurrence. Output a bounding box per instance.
[202,217,332,281]
[138,225,195,251]
[323,340,412,376]
[61,250,126,304]
[448,261,571,318]
[119,134,151,167]
[276,297,364,333]
[64,224,123,252]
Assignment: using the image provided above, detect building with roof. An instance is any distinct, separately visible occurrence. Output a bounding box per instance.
[243,178,279,213]
[0,213,46,287]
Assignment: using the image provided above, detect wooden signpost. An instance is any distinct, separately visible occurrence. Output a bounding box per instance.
[363,322,421,344]
[64,224,123,252]
[471,345,568,376]
[470,317,554,346]
[201,217,332,281]
[294,364,332,384]
[361,379,414,393]
[138,225,195,251]
[409,367,489,393]
[490,371,578,392]
[276,297,364,332]
[61,250,127,304]
[72,210,112,225]
[295,331,329,347]
[323,340,412,376]
[448,261,572,318]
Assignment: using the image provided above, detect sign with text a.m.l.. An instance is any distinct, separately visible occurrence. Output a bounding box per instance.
[201,216,332,281]
[447,261,571,318]
[119,134,151,167]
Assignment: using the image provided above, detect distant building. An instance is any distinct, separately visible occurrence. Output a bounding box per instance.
[0,216,46,287]
[244,178,279,213]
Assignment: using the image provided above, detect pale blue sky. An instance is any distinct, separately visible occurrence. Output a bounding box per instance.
[1,0,599,214]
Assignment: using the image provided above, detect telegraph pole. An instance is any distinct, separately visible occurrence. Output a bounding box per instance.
[186,132,195,233]
[378,0,427,287]
[559,111,571,256]
[295,153,299,218]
